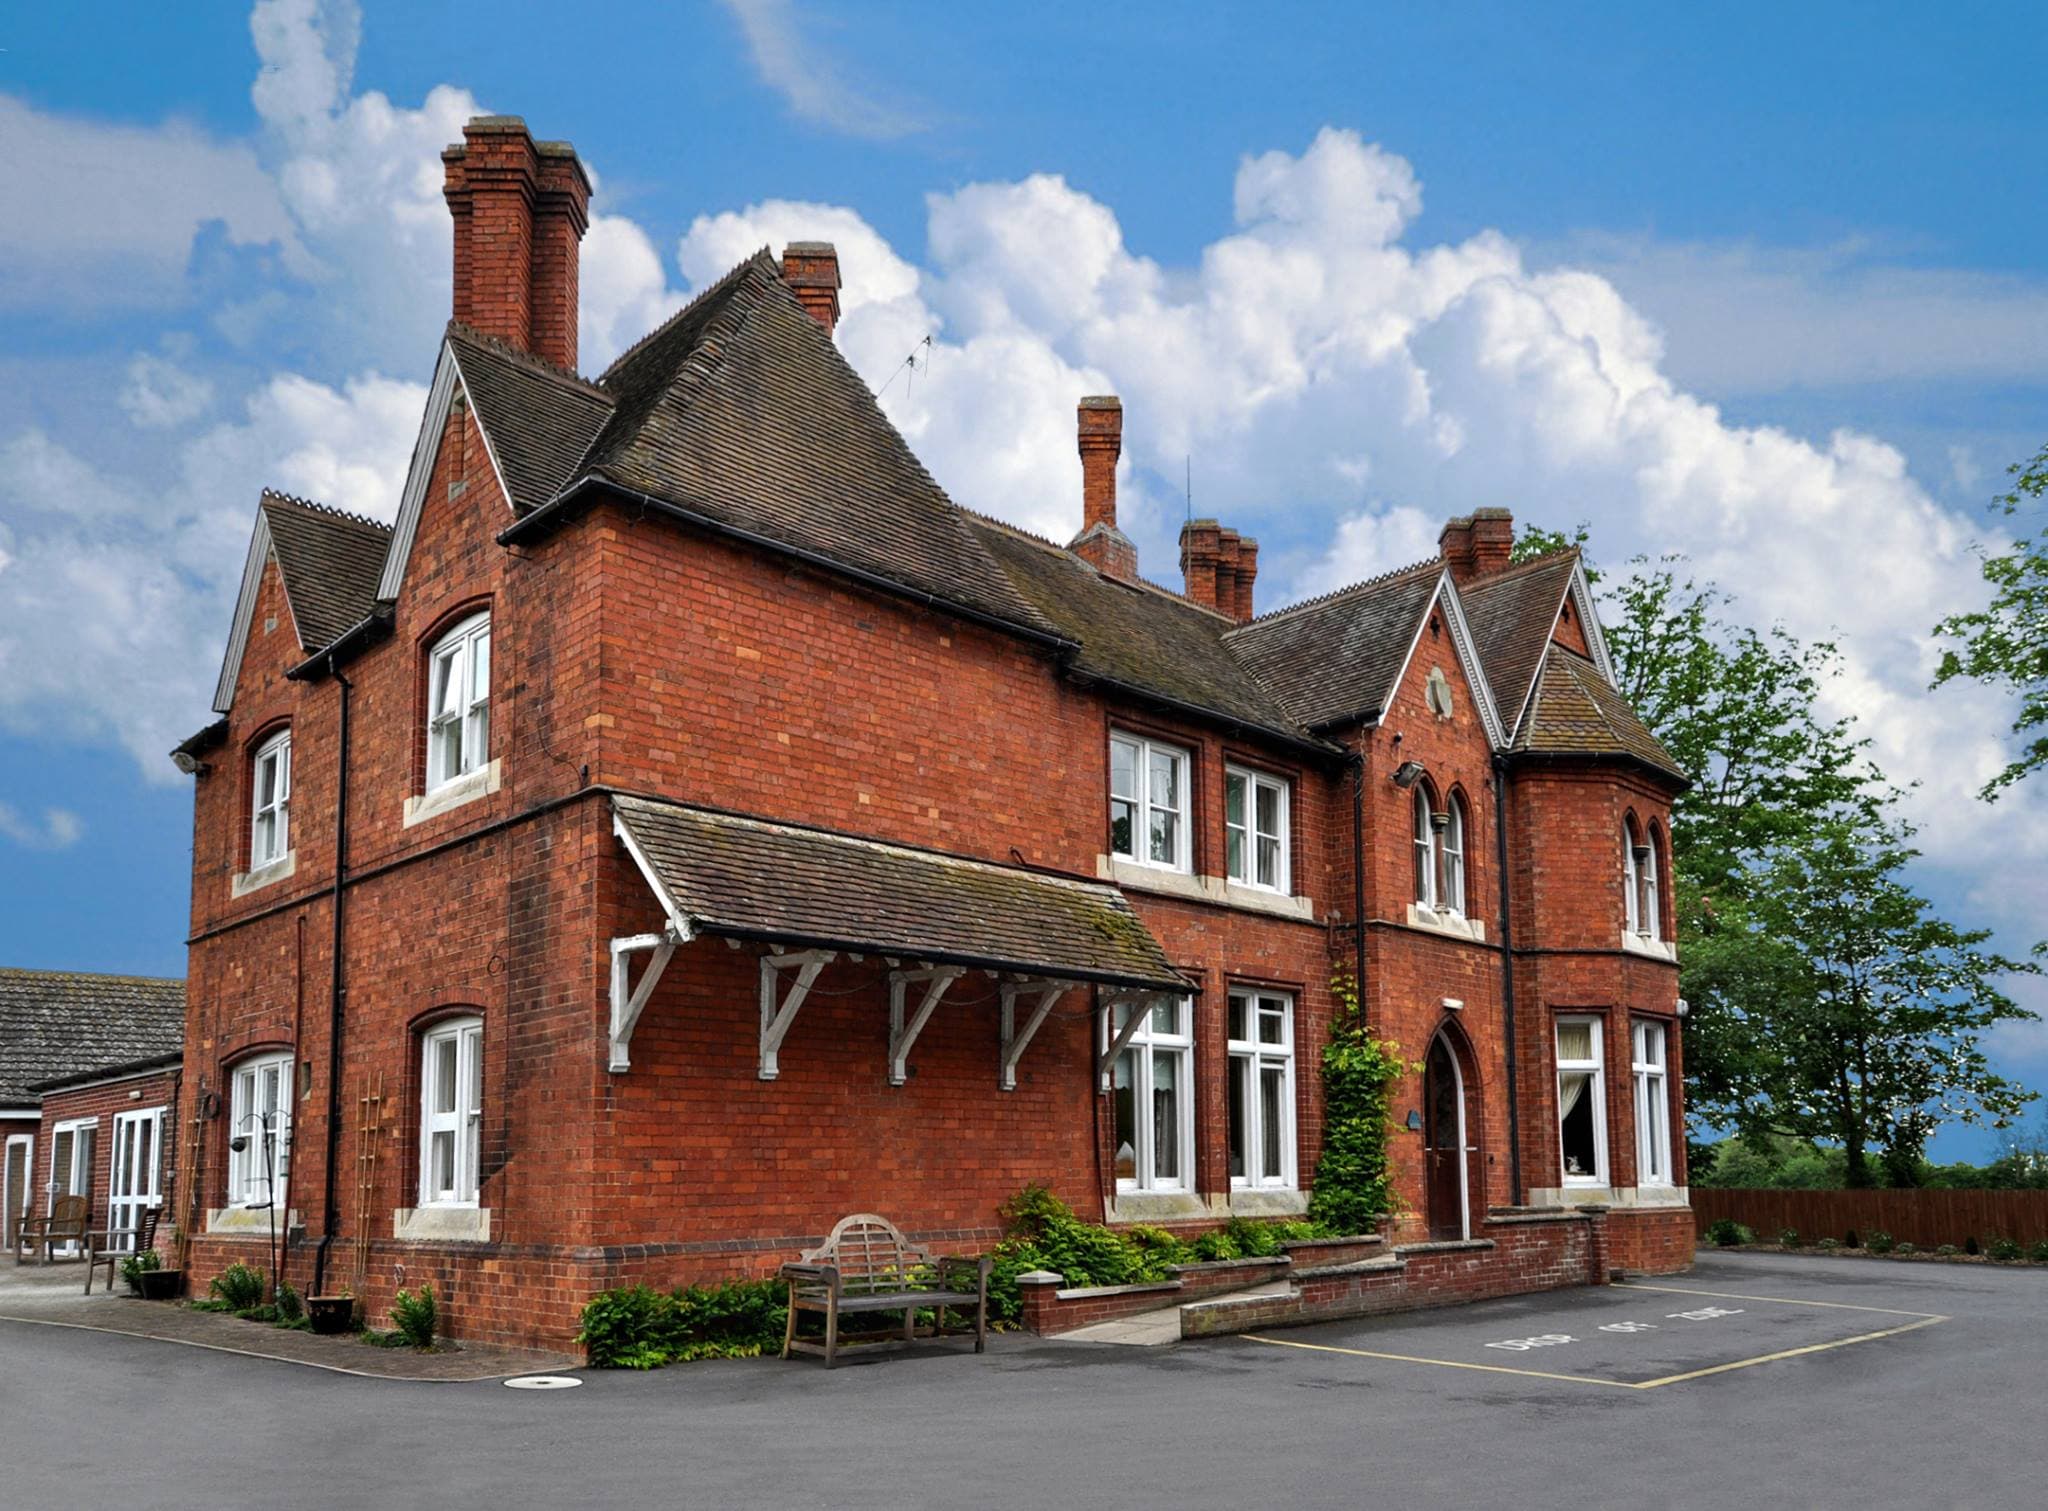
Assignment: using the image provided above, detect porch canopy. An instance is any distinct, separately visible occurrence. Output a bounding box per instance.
[608,794,1187,1086]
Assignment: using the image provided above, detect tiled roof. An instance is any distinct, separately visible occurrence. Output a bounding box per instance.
[967,518,1309,742]
[0,968,185,1105]
[447,324,613,515]
[612,795,1186,992]
[1513,646,1687,782]
[1461,551,1578,739]
[568,253,1055,639]
[260,493,392,651]
[1224,562,1444,731]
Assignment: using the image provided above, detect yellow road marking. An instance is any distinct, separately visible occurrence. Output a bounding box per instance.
[1631,1315,1948,1387]
[1241,1333,1647,1390]
[1612,1281,1943,1320]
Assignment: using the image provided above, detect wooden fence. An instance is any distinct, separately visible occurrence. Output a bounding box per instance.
[1690,1188,2048,1249]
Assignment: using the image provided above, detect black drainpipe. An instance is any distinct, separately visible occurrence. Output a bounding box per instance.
[1491,752,1523,1202]
[1350,749,1368,1029]
[311,660,352,1297]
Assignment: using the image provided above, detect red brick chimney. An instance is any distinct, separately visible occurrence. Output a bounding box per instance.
[1441,508,1515,583]
[781,242,842,335]
[1181,519,1260,622]
[1439,515,1476,582]
[443,116,591,371]
[1070,396,1137,582]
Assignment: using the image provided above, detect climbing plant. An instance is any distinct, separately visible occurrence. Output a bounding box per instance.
[1308,965,1409,1236]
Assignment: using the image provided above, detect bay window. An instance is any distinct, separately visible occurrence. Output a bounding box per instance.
[1109,733,1190,872]
[227,1052,292,1208]
[1555,1016,1607,1186]
[1225,767,1290,892]
[1228,990,1295,1189]
[1109,997,1193,1192]
[419,1017,483,1207]
[427,613,491,791]
[1633,1019,1672,1186]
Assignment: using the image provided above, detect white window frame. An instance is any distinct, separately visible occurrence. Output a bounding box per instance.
[3,1133,33,1251]
[1632,1019,1673,1187]
[1109,733,1191,874]
[250,729,291,868]
[426,612,492,793]
[1413,786,1438,909]
[1555,1016,1608,1187]
[418,1016,484,1209]
[227,1052,293,1209]
[1622,820,1642,934]
[45,1119,96,1256]
[1227,990,1296,1191]
[1640,828,1662,940]
[1225,766,1291,893]
[1440,793,1467,916]
[108,1106,166,1249]
[1106,996,1195,1193]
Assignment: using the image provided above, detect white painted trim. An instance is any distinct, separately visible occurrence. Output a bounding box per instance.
[1403,902,1487,942]
[886,967,964,1086]
[1427,1030,1474,1240]
[1572,558,1619,686]
[212,512,275,713]
[1622,930,1677,962]
[611,807,694,937]
[608,928,685,1072]
[447,348,515,518]
[1385,572,1508,750]
[999,980,1071,1091]
[1506,568,1578,744]
[402,758,501,828]
[378,344,461,602]
[230,849,297,898]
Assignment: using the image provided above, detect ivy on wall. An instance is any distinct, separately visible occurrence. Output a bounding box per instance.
[1307,966,1410,1236]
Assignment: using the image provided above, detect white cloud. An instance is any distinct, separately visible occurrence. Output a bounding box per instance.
[119,354,218,429]
[0,804,83,851]
[716,0,927,140]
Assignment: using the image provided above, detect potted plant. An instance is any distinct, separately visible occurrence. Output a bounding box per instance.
[307,1290,356,1335]
[121,1248,184,1300]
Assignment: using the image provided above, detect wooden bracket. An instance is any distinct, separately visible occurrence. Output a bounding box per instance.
[886,966,965,1086]
[998,980,1072,1091]
[608,925,687,1073]
[1096,989,1166,1088]
[759,950,836,1081]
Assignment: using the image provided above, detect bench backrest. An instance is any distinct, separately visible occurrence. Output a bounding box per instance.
[44,1195,90,1237]
[802,1213,932,1293]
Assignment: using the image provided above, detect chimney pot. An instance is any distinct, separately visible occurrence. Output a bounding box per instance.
[782,242,843,335]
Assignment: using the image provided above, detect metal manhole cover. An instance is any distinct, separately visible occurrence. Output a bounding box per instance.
[504,1375,583,1390]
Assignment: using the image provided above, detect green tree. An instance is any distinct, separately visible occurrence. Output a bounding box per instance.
[1681,809,2036,1186]
[1933,441,2048,798]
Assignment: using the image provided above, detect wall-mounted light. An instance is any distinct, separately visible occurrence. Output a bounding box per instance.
[1676,998,1690,1018]
[1392,760,1428,789]
[171,750,210,777]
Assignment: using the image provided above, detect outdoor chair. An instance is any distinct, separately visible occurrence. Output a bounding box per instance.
[85,1205,161,1295]
[15,1194,91,1265]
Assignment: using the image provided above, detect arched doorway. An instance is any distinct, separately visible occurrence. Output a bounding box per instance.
[1423,1032,1472,1240]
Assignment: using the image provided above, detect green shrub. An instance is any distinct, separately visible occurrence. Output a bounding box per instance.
[1776,1228,1802,1249]
[1893,1242,1918,1256]
[1935,1244,1959,1256]
[1865,1230,1896,1254]
[274,1280,304,1323]
[209,1262,265,1311]
[119,1248,163,1292]
[1986,1237,2022,1263]
[1307,968,1406,1236]
[2029,1240,2048,1263]
[1815,1237,1842,1251]
[578,1279,788,1368]
[391,1285,437,1349]
[1705,1218,1752,1247]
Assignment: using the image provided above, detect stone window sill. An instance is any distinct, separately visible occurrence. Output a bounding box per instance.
[1226,1187,1308,1218]
[403,759,502,828]
[1526,1185,1689,1209]
[1405,903,1486,942]
[231,851,296,899]
[206,1206,302,1237]
[1623,931,1677,962]
[393,1206,491,1243]
[1100,856,1316,922]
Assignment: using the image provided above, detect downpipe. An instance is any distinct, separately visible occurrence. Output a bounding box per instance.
[311,661,352,1298]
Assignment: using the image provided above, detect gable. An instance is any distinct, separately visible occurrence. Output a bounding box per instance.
[1383,574,1509,749]
[1226,563,1443,731]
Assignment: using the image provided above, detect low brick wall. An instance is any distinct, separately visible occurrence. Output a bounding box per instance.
[1019,1255,1293,1335]
[1182,1209,1610,1337]
[1605,1204,1695,1274]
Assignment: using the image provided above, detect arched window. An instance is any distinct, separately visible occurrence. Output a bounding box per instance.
[250,729,291,868]
[1641,823,1663,940]
[427,612,491,791]
[1440,793,1467,916]
[1413,785,1438,908]
[227,1051,292,1209]
[419,1016,483,1208]
[1622,817,1642,933]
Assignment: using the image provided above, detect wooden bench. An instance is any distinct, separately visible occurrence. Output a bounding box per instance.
[15,1194,90,1265]
[780,1213,991,1368]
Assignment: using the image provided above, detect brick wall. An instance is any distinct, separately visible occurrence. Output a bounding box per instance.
[33,1069,180,1247]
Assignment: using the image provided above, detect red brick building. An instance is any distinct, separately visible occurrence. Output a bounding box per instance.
[171,116,1691,1347]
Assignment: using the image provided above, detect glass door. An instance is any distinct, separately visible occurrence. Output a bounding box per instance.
[47,1121,96,1255]
[108,1109,165,1249]
[3,1135,31,1250]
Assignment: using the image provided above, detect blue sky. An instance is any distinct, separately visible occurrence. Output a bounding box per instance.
[2,1,2044,1159]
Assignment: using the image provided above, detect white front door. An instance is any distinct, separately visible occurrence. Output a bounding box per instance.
[48,1119,96,1254]
[108,1109,165,1249]
[3,1135,32,1249]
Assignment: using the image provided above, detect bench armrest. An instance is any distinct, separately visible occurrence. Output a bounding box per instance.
[780,1262,840,1294]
